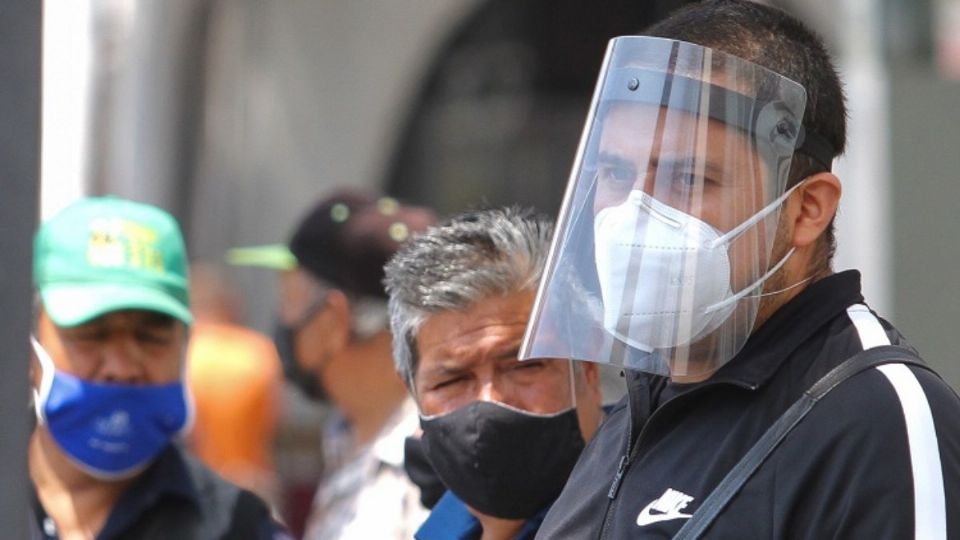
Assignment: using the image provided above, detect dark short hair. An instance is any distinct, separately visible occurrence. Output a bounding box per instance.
[644,0,846,260]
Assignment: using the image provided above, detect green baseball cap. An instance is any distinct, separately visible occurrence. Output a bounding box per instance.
[34,196,192,327]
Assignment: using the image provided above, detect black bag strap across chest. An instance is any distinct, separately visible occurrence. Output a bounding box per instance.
[673,345,931,540]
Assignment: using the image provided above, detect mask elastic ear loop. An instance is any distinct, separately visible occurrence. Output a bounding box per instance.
[703,180,808,313]
[709,180,806,249]
[703,246,796,314]
[567,359,578,410]
[749,275,813,299]
[30,336,55,425]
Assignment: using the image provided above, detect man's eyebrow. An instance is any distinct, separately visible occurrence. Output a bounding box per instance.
[420,363,469,380]
[653,155,726,177]
[62,322,102,334]
[138,311,178,328]
[494,347,522,362]
[597,151,637,170]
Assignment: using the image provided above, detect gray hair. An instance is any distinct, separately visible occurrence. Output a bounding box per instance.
[384,207,554,386]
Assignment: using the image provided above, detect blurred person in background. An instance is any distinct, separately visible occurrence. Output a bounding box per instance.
[229,190,435,540]
[29,196,288,539]
[186,262,283,508]
[384,208,605,540]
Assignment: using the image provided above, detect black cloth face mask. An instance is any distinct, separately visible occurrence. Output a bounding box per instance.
[272,321,328,402]
[273,293,332,401]
[419,400,586,520]
[403,436,446,509]
[273,292,331,402]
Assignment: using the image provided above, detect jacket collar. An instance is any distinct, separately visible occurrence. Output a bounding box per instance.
[627,270,864,394]
[624,271,864,447]
[706,270,864,389]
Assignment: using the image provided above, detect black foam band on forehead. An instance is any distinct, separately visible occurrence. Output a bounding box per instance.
[795,128,835,171]
[603,68,764,135]
[601,68,835,165]
[603,68,760,132]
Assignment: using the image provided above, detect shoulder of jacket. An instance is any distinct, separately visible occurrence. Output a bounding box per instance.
[797,360,959,446]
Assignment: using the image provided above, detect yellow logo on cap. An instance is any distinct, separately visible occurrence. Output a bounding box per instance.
[86,218,165,272]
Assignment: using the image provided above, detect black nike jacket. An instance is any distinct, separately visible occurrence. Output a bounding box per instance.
[536,271,960,539]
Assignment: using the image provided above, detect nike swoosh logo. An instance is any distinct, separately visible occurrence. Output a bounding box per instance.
[636,504,693,526]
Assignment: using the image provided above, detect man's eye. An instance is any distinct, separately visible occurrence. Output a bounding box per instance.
[673,171,700,187]
[431,377,465,390]
[513,360,545,372]
[599,165,636,185]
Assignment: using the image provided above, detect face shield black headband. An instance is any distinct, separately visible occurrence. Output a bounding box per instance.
[602,68,835,172]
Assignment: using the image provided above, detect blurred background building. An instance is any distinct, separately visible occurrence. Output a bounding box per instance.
[25,0,960,533]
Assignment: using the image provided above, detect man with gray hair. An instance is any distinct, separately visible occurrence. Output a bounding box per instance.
[384,207,604,540]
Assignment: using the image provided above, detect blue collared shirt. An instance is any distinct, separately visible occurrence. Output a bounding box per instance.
[415,491,548,540]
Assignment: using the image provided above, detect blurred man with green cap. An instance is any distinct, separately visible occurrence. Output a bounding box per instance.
[29,196,289,539]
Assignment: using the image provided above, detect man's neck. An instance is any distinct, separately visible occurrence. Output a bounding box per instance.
[668,266,834,384]
[29,429,134,539]
[473,509,526,540]
[334,331,408,449]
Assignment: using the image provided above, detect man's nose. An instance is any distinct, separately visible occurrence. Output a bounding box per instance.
[477,379,506,404]
[638,164,658,196]
[98,339,146,384]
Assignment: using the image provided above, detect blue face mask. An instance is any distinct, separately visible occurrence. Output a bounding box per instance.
[31,338,192,480]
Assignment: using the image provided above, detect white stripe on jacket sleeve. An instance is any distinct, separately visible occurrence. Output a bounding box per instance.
[847,304,946,540]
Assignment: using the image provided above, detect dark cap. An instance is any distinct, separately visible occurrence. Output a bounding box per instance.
[288,190,435,298]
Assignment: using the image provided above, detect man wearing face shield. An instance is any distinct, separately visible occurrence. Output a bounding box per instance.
[384,208,605,540]
[229,190,435,540]
[28,197,288,539]
[522,1,960,538]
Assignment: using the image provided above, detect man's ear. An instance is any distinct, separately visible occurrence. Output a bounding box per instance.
[321,290,352,354]
[790,172,841,248]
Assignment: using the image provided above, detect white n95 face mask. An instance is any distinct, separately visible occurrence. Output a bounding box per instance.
[593,186,799,352]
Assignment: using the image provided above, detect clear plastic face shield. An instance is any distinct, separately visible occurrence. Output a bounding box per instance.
[520,37,807,378]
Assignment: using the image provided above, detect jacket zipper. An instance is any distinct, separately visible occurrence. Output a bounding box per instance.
[607,455,629,499]
[595,377,757,539]
[598,422,634,540]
